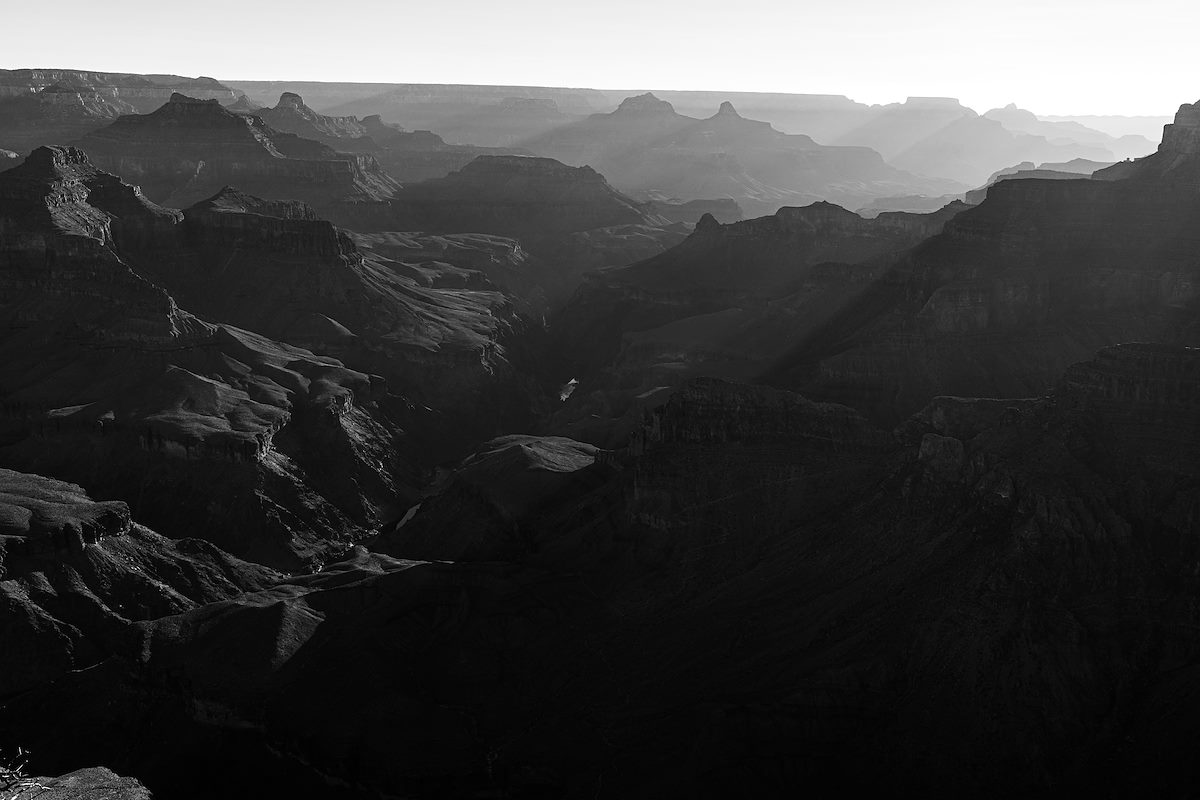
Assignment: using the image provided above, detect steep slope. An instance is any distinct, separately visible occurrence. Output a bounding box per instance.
[0,147,414,569]
[550,201,968,443]
[74,94,398,229]
[0,468,277,698]
[769,100,1200,424]
[254,91,380,150]
[526,94,963,216]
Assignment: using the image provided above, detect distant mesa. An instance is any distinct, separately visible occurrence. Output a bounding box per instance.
[615,92,676,114]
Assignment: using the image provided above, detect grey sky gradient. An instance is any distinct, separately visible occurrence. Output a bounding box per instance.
[3,0,1194,115]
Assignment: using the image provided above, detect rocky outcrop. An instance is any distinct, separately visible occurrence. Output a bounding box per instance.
[1094,99,1200,187]
[524,94,964,217]
[74,94,398,229]
[9,768,153,800]
[373,434,605,561]
[0,147,414,569]
[0,468,277,697]
[255,91,379,151]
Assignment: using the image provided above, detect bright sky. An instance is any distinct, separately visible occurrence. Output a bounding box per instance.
[2,0,1194,116]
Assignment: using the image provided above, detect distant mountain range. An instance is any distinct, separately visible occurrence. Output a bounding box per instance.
[0,69,1166,214]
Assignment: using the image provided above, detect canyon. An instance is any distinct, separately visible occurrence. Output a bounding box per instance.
[0,65,1197,800]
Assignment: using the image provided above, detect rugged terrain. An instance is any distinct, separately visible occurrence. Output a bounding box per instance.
[6,351,1200,797]
[763,102,1200,425]
[0,146,415,568]
[256,92,529,182]
[3,70,1199,800]
[549,200,968,444]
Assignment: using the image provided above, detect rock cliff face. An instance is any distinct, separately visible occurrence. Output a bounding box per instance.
[13,354,1200,799]
[771,104,1200,424]
[372,434,604,561]
[524,94,964,216]
[961,158,1114,204]
[550,201,967,443]
[12,768,153,800]
[0,468,277,698]
[0,147,414,569]
[0,69,239,110]
[74,94,398,229]
[0,85,133,154]
[115,185,541,444]
[1059,343,1200,474]
[255,92,380,151]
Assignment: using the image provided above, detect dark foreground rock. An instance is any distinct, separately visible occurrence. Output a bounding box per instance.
[6,350,1200,798]
[7,767,153,799]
